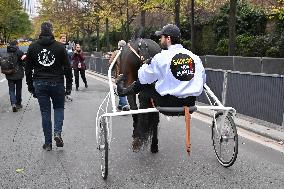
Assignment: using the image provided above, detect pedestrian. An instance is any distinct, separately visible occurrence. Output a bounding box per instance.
[25,21,73,151]
[109,40,130,111]
[117,24,206,107]
[72,44,88,91]
[59,33,73,101]
[0,40,26,112]
[59,34,73,66]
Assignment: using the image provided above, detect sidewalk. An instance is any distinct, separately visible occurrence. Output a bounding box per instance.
[86,70,284,144]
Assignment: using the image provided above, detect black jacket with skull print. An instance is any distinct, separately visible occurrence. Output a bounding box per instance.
[25,35,73,92]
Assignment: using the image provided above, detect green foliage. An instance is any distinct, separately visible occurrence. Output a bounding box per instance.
[215,34,283,57]
[181,39,191,50]
[0,0,32,42]
[265,47,280,57]
[34,0,282,57]
[216,38,228,55]
[271,0,284,20]
[216,34,258,56]
[236,34,255,56]
[180,18,191,40]
[200,24,217,55]
[275,18,284,35]
[251,34,282,57]
[278,33,284,57]
[215,1,267,40]
[7,10,32,39]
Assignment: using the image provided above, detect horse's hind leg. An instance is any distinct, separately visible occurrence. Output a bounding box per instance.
[127,94,141,152]
[127,94,138,137]
[150,112,159,153]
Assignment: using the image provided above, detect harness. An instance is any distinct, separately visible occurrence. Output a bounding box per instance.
[127,39,150,66]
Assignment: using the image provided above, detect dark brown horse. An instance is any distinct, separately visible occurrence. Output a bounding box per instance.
[118,38,161,152]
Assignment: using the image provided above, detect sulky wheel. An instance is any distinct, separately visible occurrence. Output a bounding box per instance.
[212,112,238,167]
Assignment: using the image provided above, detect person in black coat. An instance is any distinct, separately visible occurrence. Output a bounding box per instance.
[72,44,87,91]
[25,22,73,151]
[4,41,26,112]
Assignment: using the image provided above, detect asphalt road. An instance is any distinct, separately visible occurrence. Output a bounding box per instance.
[0,73,284,189]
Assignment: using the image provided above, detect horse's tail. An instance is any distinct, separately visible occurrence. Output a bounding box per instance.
[136,90,160,147]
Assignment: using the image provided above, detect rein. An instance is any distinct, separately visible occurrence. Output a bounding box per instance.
[128,43,142,60]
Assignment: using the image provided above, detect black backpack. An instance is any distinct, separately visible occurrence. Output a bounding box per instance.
[0,52,18,75]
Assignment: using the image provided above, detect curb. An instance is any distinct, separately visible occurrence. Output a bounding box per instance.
[86,70,284,143]
[196,109,284,143]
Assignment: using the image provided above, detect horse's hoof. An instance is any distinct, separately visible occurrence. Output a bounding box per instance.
[132,138,141,153]
[151,144,159,153]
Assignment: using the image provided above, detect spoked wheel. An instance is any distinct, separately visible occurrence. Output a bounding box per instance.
[212,112,238,167]
[98,117,108,179]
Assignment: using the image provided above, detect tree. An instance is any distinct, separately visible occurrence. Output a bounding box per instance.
[228,0,237,56]
[0,0,31,43]
[175,0,180,27]
[35,0,184,51]
[6,10,31,40]
[190,0,195,52]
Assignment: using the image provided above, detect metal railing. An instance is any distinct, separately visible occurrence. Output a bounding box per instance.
[200,55,284,76]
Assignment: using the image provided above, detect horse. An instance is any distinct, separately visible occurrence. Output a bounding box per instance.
[118,38,162,153]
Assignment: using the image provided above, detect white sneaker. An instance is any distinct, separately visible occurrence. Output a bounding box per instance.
[65,95,73,102]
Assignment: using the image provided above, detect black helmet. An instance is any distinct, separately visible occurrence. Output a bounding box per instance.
[155,24,181,38]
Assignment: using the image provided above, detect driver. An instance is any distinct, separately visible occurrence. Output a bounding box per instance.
[117,24,206,107]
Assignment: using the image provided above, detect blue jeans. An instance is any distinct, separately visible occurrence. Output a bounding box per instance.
[119,96,128,107]
[8,79,22,105]
[34,80,65,144]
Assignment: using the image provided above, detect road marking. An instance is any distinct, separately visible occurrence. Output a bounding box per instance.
[87,72,284,154]
[0,78,6,82]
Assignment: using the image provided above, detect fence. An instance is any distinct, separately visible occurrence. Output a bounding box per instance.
[86,56,109,76]
[1,48,283,75]
[197,69,284,126]
[200,55,284,75]
[85,56,284,127]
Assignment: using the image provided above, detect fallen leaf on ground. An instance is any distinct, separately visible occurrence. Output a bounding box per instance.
[16,168,24,173]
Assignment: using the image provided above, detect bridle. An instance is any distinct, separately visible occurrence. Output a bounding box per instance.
[127,38,150,67]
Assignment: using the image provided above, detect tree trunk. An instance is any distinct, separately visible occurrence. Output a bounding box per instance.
[140,11,146,37]
[96,17,100,51]
[190,0,195,52]
[174,0,180,28]
[82,32,86,50]
[76,29,79,42]
[228,0,237,56]
[106,17,110,52]
[140,7,146,38]
[87,32,92,51]
[126,0,130,41]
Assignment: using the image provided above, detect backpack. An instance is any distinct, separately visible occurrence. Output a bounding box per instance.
[0,52,18,75]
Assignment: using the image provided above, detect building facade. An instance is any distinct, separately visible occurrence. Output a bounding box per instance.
[22,0,38,18]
